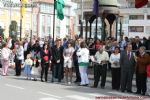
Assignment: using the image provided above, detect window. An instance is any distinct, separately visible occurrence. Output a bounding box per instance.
[42,15,45,34]
[146,26,150,33]
[40,3,51,13]
[66,25,69,34]
[26,23,30,30]
[129,15,144,20]
[129,26,144,32]
[147,15,150,20]
[0,10,4,15]
[128,2,135,8]
[47,16,51,34]
[56,27,60,35]
[147,2,150,8]
[33,15,37,32]
[66,16,69,26]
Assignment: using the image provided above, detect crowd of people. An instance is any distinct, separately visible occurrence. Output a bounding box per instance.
[0,35,150,96]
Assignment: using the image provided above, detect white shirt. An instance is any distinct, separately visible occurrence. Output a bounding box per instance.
[109,53,120,68]
[77,48,89,63]
[16,46,24,60]
[1,47,11,60]
[24,42,28,51]
[63,47,75,61]
[95,51,109,64]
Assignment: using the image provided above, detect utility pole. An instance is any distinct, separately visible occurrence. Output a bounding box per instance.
[80,0,83,37]
[9,0,12,37]
[53,0,56,45]
[30,0,33,42]
[20,0,23,41]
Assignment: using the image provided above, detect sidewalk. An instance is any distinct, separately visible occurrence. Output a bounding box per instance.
[73,68,136,87]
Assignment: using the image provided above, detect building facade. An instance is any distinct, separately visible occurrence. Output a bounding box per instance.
[119,0,150,38]
[0,0,32,38]
[0,0,77,39]
[33,0,77,39]
[72,0,150,39]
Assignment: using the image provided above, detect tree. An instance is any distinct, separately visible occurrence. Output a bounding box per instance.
[9,20,18,41]
[0,26,4,38]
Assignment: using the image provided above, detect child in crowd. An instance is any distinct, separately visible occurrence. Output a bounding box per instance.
[31,57,40,81]
[24,54,33,80]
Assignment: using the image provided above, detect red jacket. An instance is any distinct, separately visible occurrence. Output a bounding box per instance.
[147,64,150,77]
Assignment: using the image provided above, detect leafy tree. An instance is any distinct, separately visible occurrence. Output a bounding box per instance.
[0,26,4,38]
[9,20,18,41]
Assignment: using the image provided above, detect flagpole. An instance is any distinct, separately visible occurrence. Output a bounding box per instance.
[53,0,56,45]
[20,0,22,41]
[80,0,83,38]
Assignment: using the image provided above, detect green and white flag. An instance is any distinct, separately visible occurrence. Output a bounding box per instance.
[55,0,64,20]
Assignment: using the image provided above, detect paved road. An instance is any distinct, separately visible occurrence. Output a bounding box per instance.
[0,69,149,100]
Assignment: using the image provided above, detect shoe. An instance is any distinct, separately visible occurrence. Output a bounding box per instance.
[68,82,71,85]
[78,84,85,86]
[91,86,97,88]
[33,79,37,81]
[51,79,54,83]
[41,79,44,82]
[101,86,104,89]
[134,91,141,94]
[127,90,133,93]
[74,80,81,83]
[121,90,125,92]
[84,84,88,86]
[141,92,145,96]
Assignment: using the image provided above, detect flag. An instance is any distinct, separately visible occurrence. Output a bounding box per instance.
[55,0,64,20]
[93,0,99,16]
[135,0,148,8]
[20,0,28,18]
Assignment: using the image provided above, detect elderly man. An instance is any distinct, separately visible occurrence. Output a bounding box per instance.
[135,46,150,95]
[91,47,109,89]
[120,43,136,93]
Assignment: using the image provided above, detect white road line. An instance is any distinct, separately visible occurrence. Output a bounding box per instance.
[5,84,25,90]
[39,97,59,100]
[108,91,136,96]
[88,93,108,96]
[66,95,92,100]
[38,91,62,99]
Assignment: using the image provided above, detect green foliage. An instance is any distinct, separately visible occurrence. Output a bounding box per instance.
[0,26,4,38]
[9,20,18,41]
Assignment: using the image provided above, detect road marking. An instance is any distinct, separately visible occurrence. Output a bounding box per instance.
[66,95,92,100]
[39,97,59,100]
[108,91,136,96]
[88,93,108,96]
[38,91,62,99]
[5,84,25,90]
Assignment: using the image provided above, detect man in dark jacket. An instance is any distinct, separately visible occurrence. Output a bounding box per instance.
[120,43,136,93]
[51,38,64,82]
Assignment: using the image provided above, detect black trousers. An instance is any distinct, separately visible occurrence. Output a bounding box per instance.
[52,63,63,82]
[94,64,107,87]
[136,73,147,94]
[24,51,28,60]
[15,59,22,76]
[111,68,121,90]
[121,69,134,91]
[74,60,81,82]
[41,63,49,81]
